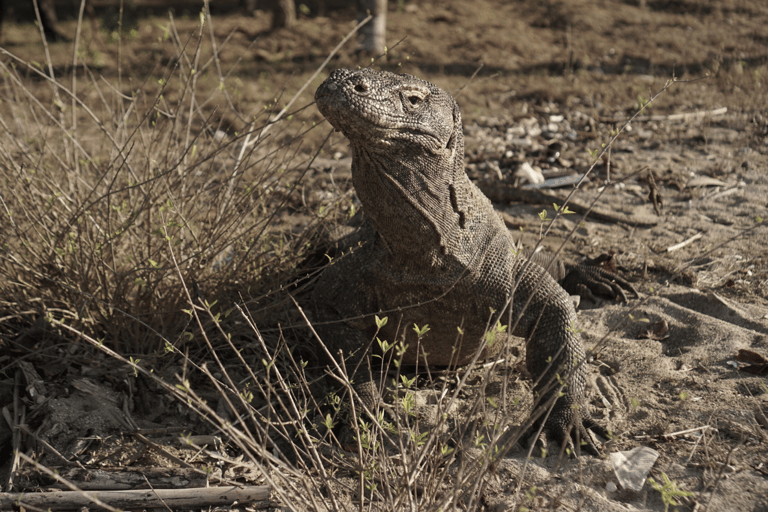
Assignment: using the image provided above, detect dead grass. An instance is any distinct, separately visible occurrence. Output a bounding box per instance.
[0,7,325,355]
[2,1,767,510]
[0,8,595,510]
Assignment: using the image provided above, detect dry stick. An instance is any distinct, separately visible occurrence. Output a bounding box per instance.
[200,35,262,125]
[16,425,85,469]
[1,484,269,511]
[233,309,335,471]
[666,232,703,252]
[54,70,219,264]
[704,183,742,201]
[0,52,127,180]
[168,369,291,480]
[288,295,400,453]
[45,318,295,485]
[201,0,238,117]
[117,0,124,93]
[169,237,296,457]
[197,354,291,458]
[0,33,192,187]
[71,0,88,176]
[131,432,194,470]
[2,371,21,491]
[180,13,206,174]
[602,106,728,123]
[161,237,321,508]
[31,0,69,166]
[0,463,188,493]
[183,379,319,510]
[224,14,374,220]
[0,60,92,166]
[452,63,484,99]
[214,125,334,283]
[701,444,738,512]
[162,12,204,201]
[663,425,715,439]
[13,453,122,512]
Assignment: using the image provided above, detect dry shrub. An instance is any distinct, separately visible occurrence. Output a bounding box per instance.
[0,11,321,355]
[0,11,603,511]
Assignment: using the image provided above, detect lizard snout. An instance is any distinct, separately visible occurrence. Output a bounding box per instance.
[314,81,337,101]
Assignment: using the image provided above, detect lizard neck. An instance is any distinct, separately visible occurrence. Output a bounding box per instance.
[350,143,472,261]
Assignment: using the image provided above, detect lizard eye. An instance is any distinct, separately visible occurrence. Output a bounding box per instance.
[402,90,427,108]
[354,83,369,94]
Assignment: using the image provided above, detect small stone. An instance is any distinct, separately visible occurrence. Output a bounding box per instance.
[610,446,660,491]
[606,481,618,492]
[526,125,542,138]
[514,162,544,185]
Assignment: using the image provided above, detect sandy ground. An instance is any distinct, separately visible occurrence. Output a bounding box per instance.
[1,0,767,510]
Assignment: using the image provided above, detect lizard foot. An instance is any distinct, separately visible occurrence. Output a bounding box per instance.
[561,256,639,303]
[525,415,608,458]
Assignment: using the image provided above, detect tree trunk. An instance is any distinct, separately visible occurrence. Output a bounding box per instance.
[357,0,386,56]
[271,0,296,29]
[35,0,65,41]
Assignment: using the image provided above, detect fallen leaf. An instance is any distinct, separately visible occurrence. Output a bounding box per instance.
[735,348,768,375]
[639,319,669,341]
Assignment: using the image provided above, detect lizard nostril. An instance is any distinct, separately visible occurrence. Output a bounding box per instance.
[354,83,368,94]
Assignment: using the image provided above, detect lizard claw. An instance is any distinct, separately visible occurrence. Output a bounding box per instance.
[561,256,638,303]
[525,415,607,458]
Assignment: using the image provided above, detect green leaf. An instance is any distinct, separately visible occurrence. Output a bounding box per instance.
[377,337,394,354]
[400,374,417,389]
[402,391,415,414]
[648,472,694,510]
[413,323,430,337]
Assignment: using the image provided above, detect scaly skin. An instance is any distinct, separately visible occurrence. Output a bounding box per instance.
[312,68,625,455]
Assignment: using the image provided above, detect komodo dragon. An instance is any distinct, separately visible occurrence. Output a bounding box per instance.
[311,68,636,455]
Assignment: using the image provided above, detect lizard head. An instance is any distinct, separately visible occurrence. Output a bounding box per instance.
[315,68,461,158]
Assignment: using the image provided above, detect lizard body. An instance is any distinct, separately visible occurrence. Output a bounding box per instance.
[312,68,633,454]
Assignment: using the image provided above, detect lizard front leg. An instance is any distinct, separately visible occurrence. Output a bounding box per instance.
[509,258,606,456]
